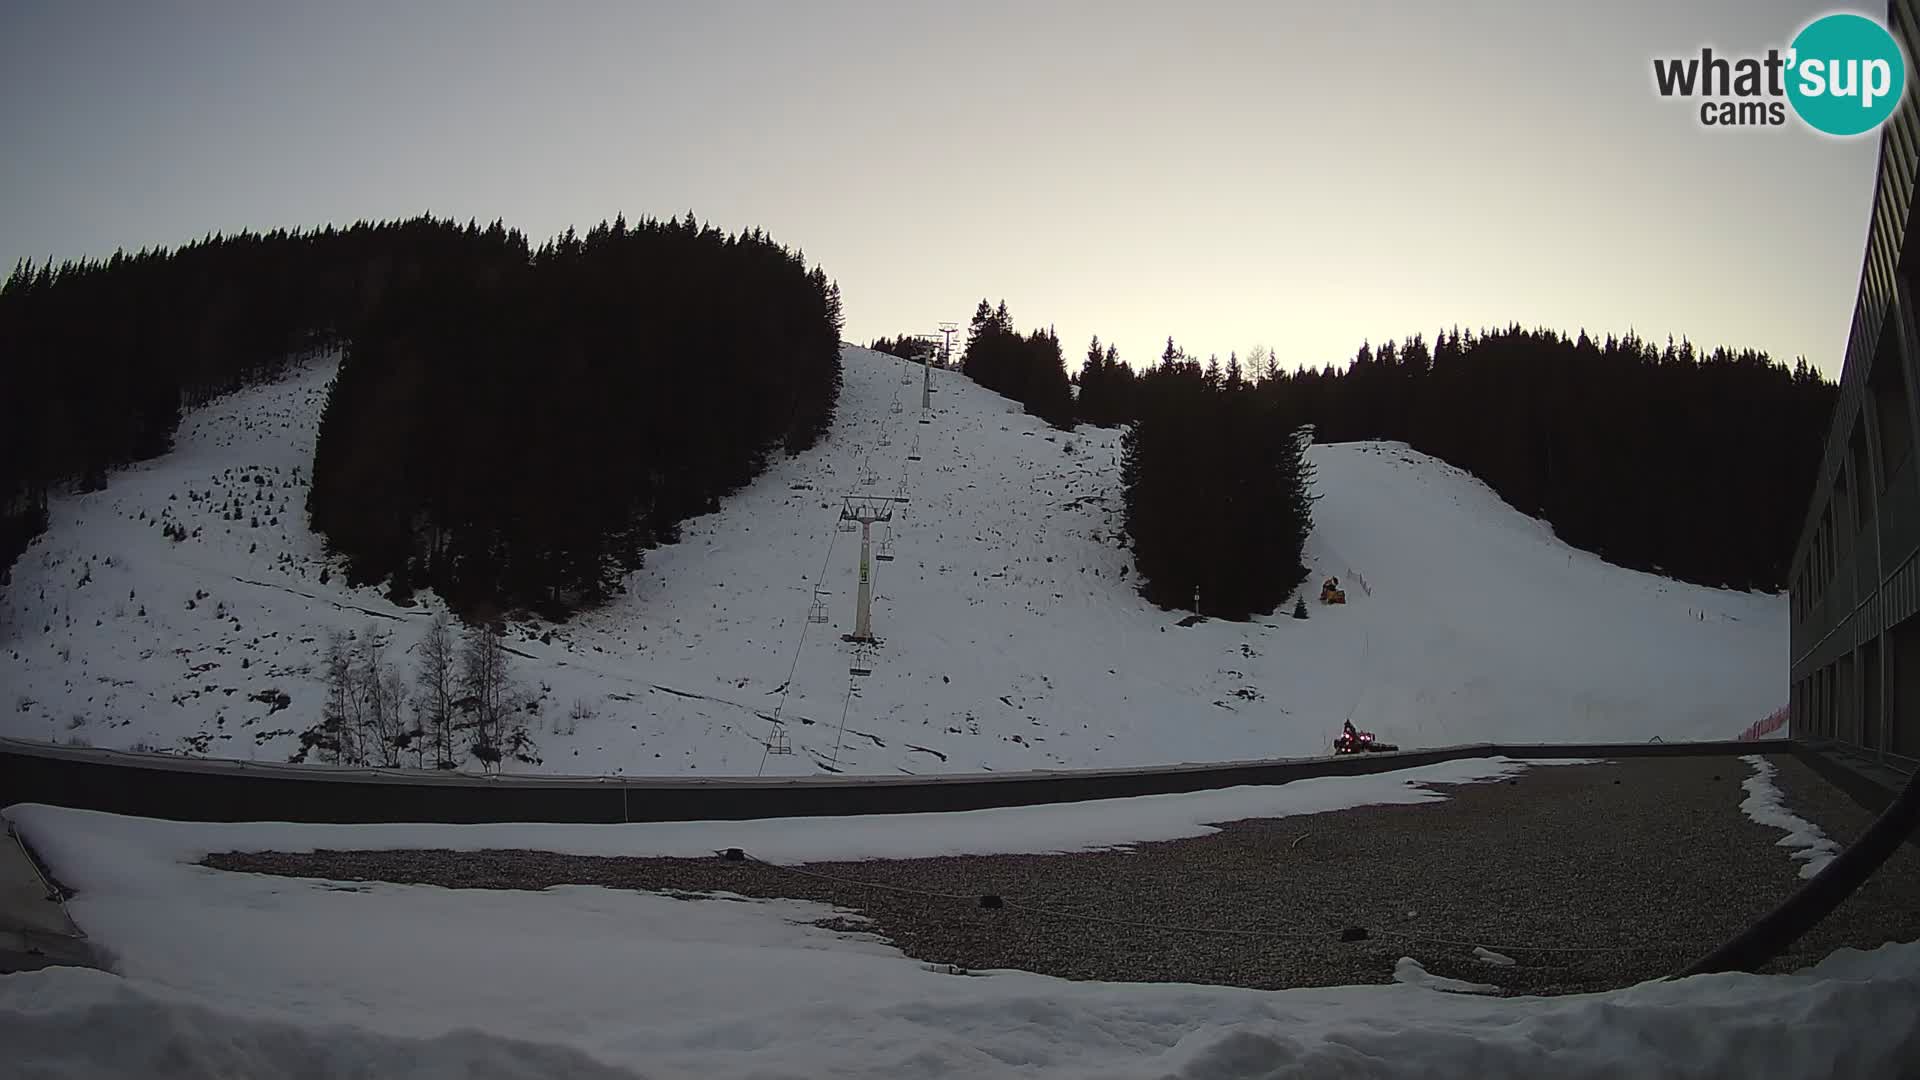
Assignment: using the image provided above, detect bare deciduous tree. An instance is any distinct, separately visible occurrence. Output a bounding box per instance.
[459,622,514,772]
[416,612,457,769]
[356,624,407,767]
[321,630,358,764]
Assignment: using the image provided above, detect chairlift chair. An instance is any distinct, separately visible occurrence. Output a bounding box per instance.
[768,728,793,755]
[891,399,903,414]
[807,595,830,623]
[876,533,895,562]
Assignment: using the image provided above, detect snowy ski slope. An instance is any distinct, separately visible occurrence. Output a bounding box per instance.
[0,347,1785,776]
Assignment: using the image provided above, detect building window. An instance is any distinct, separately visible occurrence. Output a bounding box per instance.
[1870,341,1915,490]
[1851,421,1874,529]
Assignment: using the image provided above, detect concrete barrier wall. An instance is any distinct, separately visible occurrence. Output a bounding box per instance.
[0,735,1790,824]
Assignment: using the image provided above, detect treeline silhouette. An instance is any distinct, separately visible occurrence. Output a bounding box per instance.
[961,300,1075,429]
[1262,326,1833,591]
[0,217,521,581]
[1,215,845,619]
[1074,335,1139,427]
[1122,349,1315,619]
[867,334,921,360]
[1071,325,1834,594]
[307,214,844,617]
[868,334,952,366]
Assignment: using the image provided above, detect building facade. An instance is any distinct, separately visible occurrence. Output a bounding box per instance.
[1789,0,1920,763]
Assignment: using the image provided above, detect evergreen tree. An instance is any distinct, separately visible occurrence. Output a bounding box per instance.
[1259,324,1834,589]
[958,300,1074,428]
[1123,361,1313,619]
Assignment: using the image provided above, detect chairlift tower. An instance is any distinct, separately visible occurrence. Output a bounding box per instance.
[840,496,894,643]
[938,322,959,368]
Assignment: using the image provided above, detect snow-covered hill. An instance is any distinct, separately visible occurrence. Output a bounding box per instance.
[0,347,1784,776]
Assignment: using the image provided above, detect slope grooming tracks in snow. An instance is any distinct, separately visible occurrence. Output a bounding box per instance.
[0,348,1783,777]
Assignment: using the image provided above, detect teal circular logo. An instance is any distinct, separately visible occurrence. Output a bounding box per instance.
[1787,13,1906,136]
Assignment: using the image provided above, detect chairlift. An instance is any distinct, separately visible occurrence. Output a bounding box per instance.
[890,399,903,415]
[807,594,830,623]
[894,480,910,501]
[849,642,876,677]
[876,532,895,562]
[768,728,793,755]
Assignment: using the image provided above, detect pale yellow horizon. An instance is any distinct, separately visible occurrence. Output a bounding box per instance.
[2,0,1884,379]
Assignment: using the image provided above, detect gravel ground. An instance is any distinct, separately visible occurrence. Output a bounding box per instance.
[205,755,1920,996]
[1756,752,1920,974]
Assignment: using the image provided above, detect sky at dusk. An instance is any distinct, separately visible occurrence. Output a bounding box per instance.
[0,0,1887,376]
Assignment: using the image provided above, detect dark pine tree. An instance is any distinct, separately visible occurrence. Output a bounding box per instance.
[959,300,1073,429]
[1259,325,1834,590]
[1123,355,1312,619]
